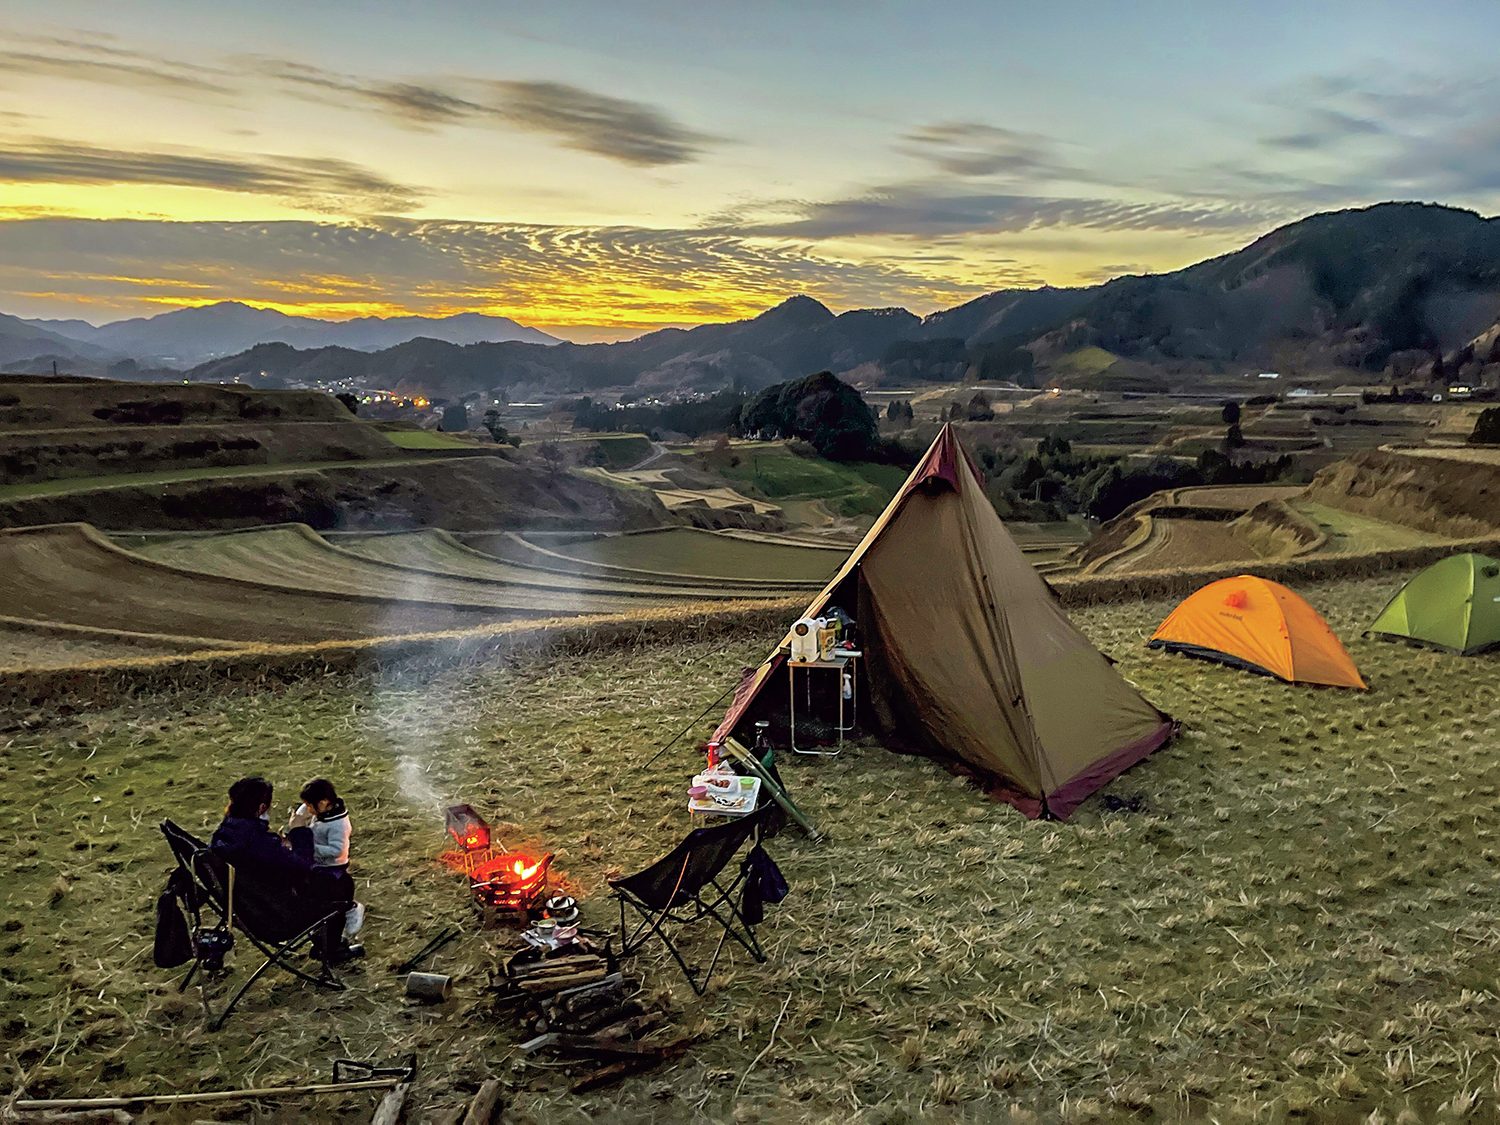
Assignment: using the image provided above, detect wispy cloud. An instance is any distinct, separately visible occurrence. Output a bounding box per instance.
[0,34,718,168]
[734,182,1278,240]
[0,34,234,95]
[901,121,1080,181]
[487,80,717,166]
[0,139,422,211]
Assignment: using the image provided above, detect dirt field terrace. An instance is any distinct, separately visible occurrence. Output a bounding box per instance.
[4,572,1500,1122]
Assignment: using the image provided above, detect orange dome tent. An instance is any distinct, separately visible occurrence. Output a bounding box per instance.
[1148,575,1367,689]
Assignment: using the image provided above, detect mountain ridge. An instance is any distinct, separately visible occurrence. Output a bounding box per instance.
[15,300,561,363]
[10,202,1500,393]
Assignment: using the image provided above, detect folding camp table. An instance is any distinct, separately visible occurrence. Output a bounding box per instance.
[787,650,860,755]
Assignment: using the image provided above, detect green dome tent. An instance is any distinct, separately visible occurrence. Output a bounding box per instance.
[1368,553,1500,655]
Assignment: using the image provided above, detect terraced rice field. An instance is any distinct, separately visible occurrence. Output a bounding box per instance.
[534,527,845,584]
[1172,484,1306,508]
[0,524,520,644]
[468,530,828,590]
[1097,516,1268,572]
[337,529,794,599]
[132,525,690,616]
[9,574,1500,1121]
[0,456,447,501]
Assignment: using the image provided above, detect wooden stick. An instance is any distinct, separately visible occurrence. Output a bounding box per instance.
[370,1082,410,1125]
[15,1077,402,1111]
[721,738,821,839]
[459,1079,504,1125]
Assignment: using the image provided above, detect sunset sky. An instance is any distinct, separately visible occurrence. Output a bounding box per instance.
[3,0,1499,340]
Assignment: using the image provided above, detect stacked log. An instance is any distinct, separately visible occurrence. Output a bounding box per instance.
[489,945,685,1093]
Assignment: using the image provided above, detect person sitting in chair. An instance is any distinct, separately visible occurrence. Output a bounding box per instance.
[211,776,363,964]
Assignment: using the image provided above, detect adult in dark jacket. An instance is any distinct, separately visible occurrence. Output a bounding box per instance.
[210,776,361,963]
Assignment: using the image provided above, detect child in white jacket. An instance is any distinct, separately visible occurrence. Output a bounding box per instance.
[295,778,364,939]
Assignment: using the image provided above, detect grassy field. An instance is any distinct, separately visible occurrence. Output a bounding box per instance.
[1292,501,1443,553]
[381,429,477,450]
[8,573,1500,1121]
[547,527,845,584]
[708,444,908,518]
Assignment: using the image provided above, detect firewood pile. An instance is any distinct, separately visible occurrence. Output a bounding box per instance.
[488,938,690,1094]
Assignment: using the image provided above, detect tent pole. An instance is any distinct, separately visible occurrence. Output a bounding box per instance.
[721,738,822,842]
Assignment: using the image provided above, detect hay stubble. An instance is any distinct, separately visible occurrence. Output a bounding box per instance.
[2,575,1500,1121]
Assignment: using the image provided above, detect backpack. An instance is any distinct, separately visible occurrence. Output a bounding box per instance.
[153,868,194,969]
[739,844,789,926]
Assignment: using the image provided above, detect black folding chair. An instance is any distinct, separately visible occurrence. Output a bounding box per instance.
[159,820,345,1029]
[608,808,772,995]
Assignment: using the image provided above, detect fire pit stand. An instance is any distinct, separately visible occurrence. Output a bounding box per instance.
[443,804,554,927]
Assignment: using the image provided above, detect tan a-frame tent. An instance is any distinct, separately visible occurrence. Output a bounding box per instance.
[711,424,1175,819]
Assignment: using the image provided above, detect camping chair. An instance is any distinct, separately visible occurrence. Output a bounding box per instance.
[159,820,345,1030]
[608,807,772,995]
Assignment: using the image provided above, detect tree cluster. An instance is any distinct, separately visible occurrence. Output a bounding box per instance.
[966,435,1296,523]
[739,371,881,461]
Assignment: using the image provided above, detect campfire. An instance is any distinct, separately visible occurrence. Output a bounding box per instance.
[443,804,554,923]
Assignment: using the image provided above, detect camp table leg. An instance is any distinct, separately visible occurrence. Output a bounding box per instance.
[789,661,843,757]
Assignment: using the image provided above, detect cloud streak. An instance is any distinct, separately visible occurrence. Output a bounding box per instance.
[734,183,1281,240]
[0,139,423,211]
[901,122,1080,181]
[487,80,717,166]
[0,35,717,168]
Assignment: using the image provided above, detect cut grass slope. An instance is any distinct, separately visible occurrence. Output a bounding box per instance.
[542,526,844,584]
[130,525,687,615]
[337,529,788,601]
[8,575,1500,1121]
[0,523,523,642]
[469,530,826,590]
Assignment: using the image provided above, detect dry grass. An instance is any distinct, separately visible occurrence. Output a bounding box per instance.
[4,573,1500,1121]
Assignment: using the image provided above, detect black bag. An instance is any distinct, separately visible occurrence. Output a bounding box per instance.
[153,869,193,969]
[740,844,789,926]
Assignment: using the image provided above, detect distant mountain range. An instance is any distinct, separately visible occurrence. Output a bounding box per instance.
[1,301,559,368]
[8,203,1500,393]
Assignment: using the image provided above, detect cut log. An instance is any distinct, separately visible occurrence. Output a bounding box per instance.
[459,1079,504,1125]
[515,968,607,993]
[370,1082,410,1125]
[422,1104,467,1125]
[565,1001,646,1035]
[549,973,627,1008]
[568,1039,692,1094]
[594,1010,669,1041]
